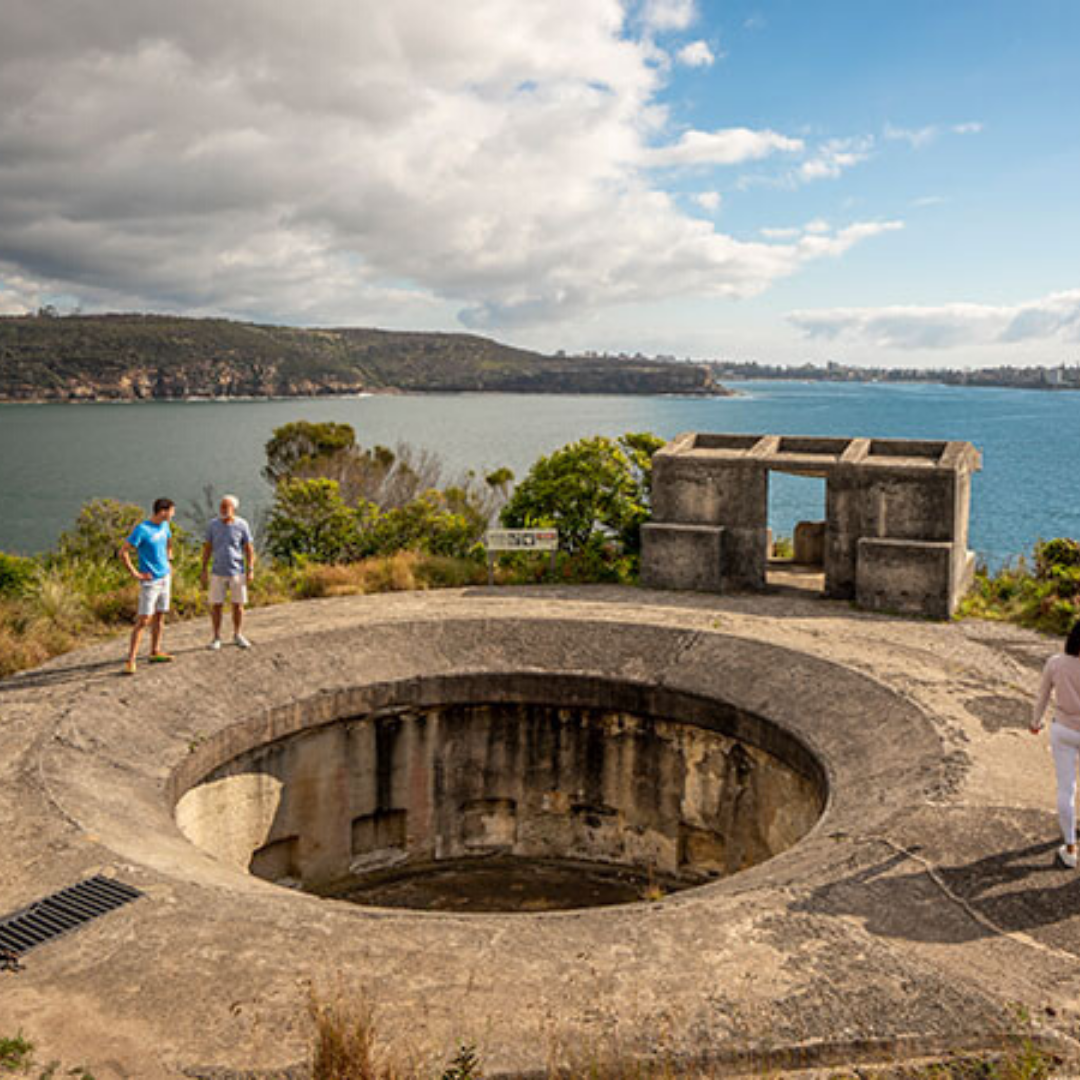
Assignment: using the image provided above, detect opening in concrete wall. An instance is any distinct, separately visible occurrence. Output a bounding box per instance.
[767,471,826,594]
[172,674,827,914]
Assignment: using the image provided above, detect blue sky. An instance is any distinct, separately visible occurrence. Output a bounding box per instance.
[0,0,1077,367]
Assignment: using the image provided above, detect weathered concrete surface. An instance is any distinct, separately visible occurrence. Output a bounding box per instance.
[1,587,1079,1078]
[642,433,981,617]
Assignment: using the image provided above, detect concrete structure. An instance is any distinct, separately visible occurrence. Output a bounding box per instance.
[642,433,982,617]
[2,589,1079,1078]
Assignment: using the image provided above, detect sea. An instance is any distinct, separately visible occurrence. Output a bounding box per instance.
[0,380,1076,566]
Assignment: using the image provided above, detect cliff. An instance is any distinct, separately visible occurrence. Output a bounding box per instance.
[0,314,727,401]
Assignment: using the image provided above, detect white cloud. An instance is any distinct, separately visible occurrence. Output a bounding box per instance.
[676,40,715,67]
[694,191,721,211]
[788,288,1080,349]
[797,136,874,181]
[883,123,939,149]
[649,127,803,167]
[760,226,801,240]
[884,121,984,148]
[641,0,696,32]
[0,1,895,330]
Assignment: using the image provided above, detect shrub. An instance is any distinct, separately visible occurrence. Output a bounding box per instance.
[500,433,663,556]
[266,478,363,564]
[0,552,36,598]
[56,498,145,563]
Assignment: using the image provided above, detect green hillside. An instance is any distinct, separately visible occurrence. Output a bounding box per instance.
[0,314,724,400]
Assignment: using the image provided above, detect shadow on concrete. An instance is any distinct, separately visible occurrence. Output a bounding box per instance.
[799,836,1080,953]
[0,645,209,693]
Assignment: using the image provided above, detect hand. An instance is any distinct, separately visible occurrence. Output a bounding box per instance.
[136,570,152,582]
[1029,724,1043,735]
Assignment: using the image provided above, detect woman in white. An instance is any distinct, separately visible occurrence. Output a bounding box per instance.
[1031,622,1080,868]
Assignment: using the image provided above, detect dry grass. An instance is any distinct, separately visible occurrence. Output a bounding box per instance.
[309,991,410,1080]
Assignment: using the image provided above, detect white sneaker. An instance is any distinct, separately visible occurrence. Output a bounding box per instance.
[1057,845,1077,869]
[208,638,222,651]
[234,633,252,649]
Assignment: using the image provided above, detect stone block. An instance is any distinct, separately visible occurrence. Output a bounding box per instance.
[793,521,825,565]
[855,538,956,619]
[641,523,724,592]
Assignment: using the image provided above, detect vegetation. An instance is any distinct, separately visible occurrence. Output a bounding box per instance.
[500,432,664,581]
[0,313,722,400]
[0,424,661,679]
[959,538,1080,635]
[1,412,1077,682]
[0,1032,95,1078]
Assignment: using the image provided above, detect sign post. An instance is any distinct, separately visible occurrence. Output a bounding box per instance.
[483,528,559,585]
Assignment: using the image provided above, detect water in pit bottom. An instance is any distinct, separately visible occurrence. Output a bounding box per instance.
[321,856,694,913]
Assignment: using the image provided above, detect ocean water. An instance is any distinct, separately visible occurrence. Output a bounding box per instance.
[0,380,1076,564]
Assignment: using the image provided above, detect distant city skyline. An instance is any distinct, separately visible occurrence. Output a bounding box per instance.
[0,1,1077,368]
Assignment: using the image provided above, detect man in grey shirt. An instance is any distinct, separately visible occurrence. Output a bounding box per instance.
[201,494,256,650]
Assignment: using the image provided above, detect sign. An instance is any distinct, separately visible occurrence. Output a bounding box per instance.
[484,529,559,552]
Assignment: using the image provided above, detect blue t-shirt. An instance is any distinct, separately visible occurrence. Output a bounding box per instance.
[126,519,172,580]
[205,516,253,577]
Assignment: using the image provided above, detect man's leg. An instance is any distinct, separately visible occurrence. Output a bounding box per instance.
[127,615,149,665]
[211,603,224,640]
[149,611,165,656]
[232,603,244,635]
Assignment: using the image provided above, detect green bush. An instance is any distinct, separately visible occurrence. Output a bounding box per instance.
[266,478,363,564]
[0,552,36,597]
[56,498,144,563]
[500,432,663,556]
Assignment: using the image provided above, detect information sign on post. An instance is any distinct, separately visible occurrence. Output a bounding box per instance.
[484,528,559,585]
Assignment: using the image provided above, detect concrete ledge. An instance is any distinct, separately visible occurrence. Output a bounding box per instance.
[857,537,956,618]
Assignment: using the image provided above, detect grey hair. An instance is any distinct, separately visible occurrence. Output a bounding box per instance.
[221,494,240,509]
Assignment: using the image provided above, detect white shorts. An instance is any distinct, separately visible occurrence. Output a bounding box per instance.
[209,573,248,605]
[137,574,171,616]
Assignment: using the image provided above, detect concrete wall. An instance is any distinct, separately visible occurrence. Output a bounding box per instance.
[176,700,823,901]
[642,433,980,617]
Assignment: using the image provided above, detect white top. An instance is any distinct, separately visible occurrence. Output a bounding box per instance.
[1033,653,1080,732]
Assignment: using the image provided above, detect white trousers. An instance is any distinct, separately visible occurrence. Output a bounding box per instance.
[1051,722,1080,846]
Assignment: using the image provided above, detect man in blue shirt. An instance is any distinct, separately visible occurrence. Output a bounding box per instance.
[119,497,176,675]
[200,494,257,650]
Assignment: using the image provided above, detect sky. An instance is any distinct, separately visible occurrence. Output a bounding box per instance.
[0,0,1077,368]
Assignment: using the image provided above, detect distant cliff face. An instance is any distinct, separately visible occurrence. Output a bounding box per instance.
[0,314,727,401]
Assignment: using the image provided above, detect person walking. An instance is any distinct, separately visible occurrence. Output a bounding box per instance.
[1031,621,1080,868]
[120,497,176,675]
[201,494,256,650]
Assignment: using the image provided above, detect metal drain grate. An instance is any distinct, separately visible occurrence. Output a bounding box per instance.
[0,875,143,957]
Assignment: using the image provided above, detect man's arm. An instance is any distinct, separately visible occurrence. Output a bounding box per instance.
[120,540,150,582]
[244,542,257,580]
[200,541,212,583]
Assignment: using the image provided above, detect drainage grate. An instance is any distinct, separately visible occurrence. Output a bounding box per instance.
[0,875,143,957]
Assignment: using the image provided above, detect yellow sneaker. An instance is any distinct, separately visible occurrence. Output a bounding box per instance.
[123,660,137,676]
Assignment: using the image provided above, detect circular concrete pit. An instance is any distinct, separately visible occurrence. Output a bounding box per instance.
[4,589,1075,1078]
[174,676,826,912]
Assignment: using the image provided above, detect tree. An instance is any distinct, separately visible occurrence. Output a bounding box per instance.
[56,498,146,562]
[500,432,664,554]
[265,478,363,563]
[263,421,357,487]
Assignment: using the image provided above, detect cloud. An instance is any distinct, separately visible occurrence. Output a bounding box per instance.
[0,0,893,329]
[884,121,985,148]
[676,40,715,67]
[797,136,874,181]
[640,0,696,32]
[788,288,1080,349]
[649,127,804,167]
[693,191,721,211]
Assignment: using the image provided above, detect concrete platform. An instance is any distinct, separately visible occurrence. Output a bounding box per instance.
[2,586,1079,1078]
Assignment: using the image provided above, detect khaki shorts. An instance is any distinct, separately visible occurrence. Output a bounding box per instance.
[209,573,248,605]
[137,574,171,616]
